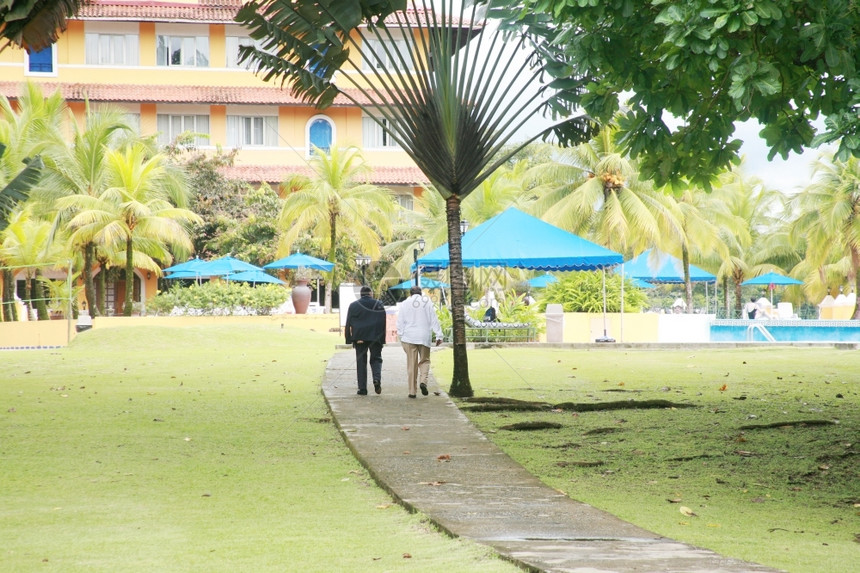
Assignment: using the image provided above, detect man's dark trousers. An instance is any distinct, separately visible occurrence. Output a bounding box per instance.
[354,341,383,393]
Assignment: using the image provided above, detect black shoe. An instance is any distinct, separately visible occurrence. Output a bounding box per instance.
[419,383,428,396]
[373,381,381,394]
[357,390,367,396]
[408,394,416,399]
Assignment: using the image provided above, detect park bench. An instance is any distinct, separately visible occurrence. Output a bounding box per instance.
[444,314,536,342]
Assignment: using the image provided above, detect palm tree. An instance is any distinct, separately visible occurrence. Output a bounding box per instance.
[0,207,63,320]
[60,142,200,316]
[708,168,786,316]
[44,103,134,315]
[237,0,594,396]
[277,146,395,313]
[791,155,860,318]
[529,126,682,258]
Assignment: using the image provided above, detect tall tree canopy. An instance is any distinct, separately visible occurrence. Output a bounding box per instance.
[512,0,860,189]
[236,0,595,396]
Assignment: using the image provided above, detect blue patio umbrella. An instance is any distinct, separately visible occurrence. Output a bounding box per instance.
[224,270,286,285]
[194,256,262,276]
[742,271,803,287]
[390,277,449,290]
[264,252,335,272]
[624,250,716,283]
[163,257,206,274]
[163,269,208,280]
[527,273,558,288]
[742,271,803,304]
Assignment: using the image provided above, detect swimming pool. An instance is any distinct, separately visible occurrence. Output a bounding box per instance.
[710,319,860,342]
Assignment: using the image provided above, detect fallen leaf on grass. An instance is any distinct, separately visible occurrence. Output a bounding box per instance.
[376,504,392,509]
[680,506,698,517]
[667,498,682,504]
[719,384,727,391]
[403,553,412,559]
[437,454,451,461]
[401,426,410,431]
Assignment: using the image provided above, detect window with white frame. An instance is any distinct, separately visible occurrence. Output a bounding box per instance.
[307,116,334,155]
[156,114,209,146]
[26,45,55,75]
[156,35,209,67]
[362,114,401,149]
[362,34,412,71]
[85,33,139,65]
[226,115,278,147]
[395,194,414,211]
[226,36,259,69]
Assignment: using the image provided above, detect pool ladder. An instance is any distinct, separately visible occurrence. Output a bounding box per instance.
[746,323,775,342]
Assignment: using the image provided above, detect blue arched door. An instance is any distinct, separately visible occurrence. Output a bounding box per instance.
[308,118,332,154]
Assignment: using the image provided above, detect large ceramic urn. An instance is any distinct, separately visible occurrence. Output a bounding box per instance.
[291,278,312,314]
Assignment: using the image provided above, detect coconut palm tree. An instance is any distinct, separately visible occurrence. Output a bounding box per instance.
[67,142,200,316]
[0,206,63,320]
[529,126,683,257]
[277,145,395,312]
[708,168,786,316]
[44,103,135,315]
[791,155,860,318]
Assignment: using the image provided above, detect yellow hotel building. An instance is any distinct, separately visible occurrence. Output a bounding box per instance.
[0,0,438,316]
[0,0,429,205]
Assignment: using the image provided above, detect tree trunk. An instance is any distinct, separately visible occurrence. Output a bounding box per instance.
[83,243,98,316]
[34,271,49,320]
[325,209,337,314]
[681,246,693,313]
[733,274,743,318]
[722,277,729,318]
[97,261,107,315]
[445,196,472,398]
[123,238,134,316]
[852,248,860,320]
[2,269,17,322]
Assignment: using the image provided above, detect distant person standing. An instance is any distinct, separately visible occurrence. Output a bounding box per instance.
[744,297,757,319]
[344,286,387,395]
[397,286,443,399]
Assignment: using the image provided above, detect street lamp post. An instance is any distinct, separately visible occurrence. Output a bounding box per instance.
[413,237,425,287]
[355,254,370,286]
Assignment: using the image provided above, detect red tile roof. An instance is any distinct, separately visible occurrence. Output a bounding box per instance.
[0,81,372,106]
[76,1,475,28]
[221,163,429,187]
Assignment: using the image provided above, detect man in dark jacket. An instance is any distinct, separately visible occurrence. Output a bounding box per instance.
[344,286,387,395]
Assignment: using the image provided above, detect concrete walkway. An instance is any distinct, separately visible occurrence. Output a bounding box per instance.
[322,346,780,573]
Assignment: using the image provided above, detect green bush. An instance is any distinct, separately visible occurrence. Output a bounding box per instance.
[538,271,648,313]
[148,282,290,316]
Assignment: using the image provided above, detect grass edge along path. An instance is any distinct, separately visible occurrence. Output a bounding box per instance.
[434,346,860,573]
[1,324,520,573]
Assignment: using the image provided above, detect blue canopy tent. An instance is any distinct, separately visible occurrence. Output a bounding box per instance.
[417,208,622,271]
[417,207,623,342]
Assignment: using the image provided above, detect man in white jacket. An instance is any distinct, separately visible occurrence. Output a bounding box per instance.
[396,286,443,398]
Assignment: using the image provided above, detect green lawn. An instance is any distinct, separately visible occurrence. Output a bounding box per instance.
[1,325,518,573]
[434,346,860,573]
